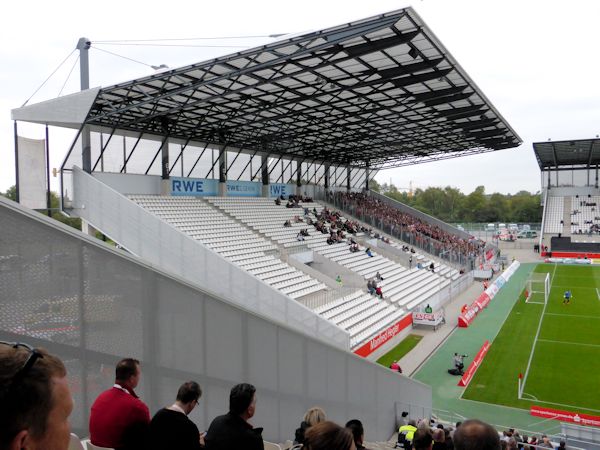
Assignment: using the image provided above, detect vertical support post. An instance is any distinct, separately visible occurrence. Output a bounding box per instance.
[365,161,370,192]
[161,138,169,180]
[218,141,227,196]
[296,159,302,196]
[13,121,20,203]
[324,163,330,190]
[77,38,92,173]
[122,135,127,174]
[346,166,351,192]
[45,125,51,216]
[261,153,269,197]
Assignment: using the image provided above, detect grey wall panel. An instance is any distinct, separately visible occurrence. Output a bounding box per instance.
[246,316,279,392]
[205,300,244,382]
[0,196,432,443]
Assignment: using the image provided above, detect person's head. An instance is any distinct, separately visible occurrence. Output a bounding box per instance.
[115,358,141,390]
[304,421,355,450]
[175,381,202,415]
[229,383,256,420]
[345,419,364,446]
[303,407,327,427]
[413,428,433,450]
[433,428,445,443]
[454,419,500,450]
[408,419,417,427]
[0,342,73,450]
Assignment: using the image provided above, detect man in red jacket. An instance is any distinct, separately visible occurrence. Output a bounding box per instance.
[89,358,150,450]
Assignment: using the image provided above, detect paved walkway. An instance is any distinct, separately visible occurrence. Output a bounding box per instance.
[396,247,562,435]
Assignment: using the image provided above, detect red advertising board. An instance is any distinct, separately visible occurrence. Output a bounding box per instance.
[458,293,490,327]
[530,406,600,427]
[354,314,412,357]
[458,340,490,387]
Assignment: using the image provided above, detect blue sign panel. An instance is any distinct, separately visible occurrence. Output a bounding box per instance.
[269,183,295,198]
[171,177,218,196]
[226,180,260,197]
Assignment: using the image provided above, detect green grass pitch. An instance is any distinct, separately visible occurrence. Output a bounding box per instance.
[462,263,600,414]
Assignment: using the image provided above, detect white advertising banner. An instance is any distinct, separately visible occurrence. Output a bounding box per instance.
[17,136,46,210]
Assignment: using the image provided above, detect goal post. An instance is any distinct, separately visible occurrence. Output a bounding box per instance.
[525,272,550,304]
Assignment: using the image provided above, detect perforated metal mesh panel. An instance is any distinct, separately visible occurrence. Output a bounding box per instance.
[0,198,431,441]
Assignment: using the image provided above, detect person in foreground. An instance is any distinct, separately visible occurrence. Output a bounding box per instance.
[204,383,264,450]
[294,407,327,445]
[0,341,73,450]
[149,381,204,450]
[89,358,150,450]
[453,419,501,450]
[345,419,370,450]
[303,421,356,450]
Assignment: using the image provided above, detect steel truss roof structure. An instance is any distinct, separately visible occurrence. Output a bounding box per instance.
[533,138,600,169]
[84,7,521,170]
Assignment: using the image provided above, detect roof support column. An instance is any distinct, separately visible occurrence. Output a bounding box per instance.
[218,145,227,196]
[77,38,92,173]
[324,163,330,190]
[160,137,170,195]
[261,153,269,197]
[296,160,302,196]
[365,161,370,192]
[346,166,351,192]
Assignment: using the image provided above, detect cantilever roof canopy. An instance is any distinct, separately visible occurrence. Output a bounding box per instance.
[533,138,600,169]
[84,7,521,169]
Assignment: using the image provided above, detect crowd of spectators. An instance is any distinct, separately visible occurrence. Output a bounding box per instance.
[2,343,571,450]
[331,192,486,262]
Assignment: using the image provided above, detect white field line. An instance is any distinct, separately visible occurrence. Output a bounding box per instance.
[527,398,600,414]
[597,288,600,301]
[520,264,557,398]
[537,338,600,349]
[545,312,600,320]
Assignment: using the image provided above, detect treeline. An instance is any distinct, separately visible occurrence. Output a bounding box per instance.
[1,185,82,230]
[370,180,542,223]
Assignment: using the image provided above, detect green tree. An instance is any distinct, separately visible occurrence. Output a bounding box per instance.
[2,186,81,230]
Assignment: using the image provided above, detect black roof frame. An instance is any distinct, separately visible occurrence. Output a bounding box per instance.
[84,7,521,169]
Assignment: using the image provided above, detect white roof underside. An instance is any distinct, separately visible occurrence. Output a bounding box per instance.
[11,87,100,128]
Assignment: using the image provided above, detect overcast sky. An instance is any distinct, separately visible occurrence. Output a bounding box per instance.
[1,0,599,195]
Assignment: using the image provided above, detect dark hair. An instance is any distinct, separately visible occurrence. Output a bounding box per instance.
[176,381,202,404]
[345,419,364,445]
[454,419,501,450]
[304,421,354,450]
[115,358,140,382]
[0,345,66,449]
[413,428,433,450]
[229,383,256,415]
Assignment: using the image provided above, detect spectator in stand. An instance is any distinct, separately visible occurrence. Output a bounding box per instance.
[453,419,500,450]
[275,198,281,206]
[365,247,373,257]
[444,428,453,450]
[413,428,433,450]
[297,232,305,242]
[367,279,375,295]
[539,435,553,448]
[389,360,402,373]
[0,341,73,450]
[375,271,384,281]
[528,436,538,449]
[89,358,150,450]
[397,419,417,449]
[375,285,383,300]
[303,421,355,450]
[294,407,327,445]
[148,381,203,450]
[409,255,413,269]
[204,383,263,450]
[284,220,292,227]
[345,419,370,450]
[556,440,566,450]
[432,428,446,450]
[429,262,435,273]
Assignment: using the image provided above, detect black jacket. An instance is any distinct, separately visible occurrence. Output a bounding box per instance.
[148,408,202,450]
[205,412,263,450]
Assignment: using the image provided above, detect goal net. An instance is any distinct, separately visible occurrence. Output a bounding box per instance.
[525,272,550,304]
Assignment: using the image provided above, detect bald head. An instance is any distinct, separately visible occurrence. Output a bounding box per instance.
[454,419,500,450]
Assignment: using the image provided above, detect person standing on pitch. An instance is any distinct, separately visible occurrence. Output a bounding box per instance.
[563,289,572,305]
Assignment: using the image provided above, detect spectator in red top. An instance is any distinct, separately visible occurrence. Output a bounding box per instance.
[89,358,150,450]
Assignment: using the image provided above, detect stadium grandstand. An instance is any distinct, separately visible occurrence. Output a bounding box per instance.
[4,6,597,450]
[535,138,600,258]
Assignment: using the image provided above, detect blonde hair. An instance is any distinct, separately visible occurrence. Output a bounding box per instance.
[303,407,327,426]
